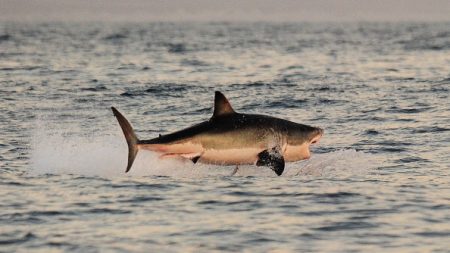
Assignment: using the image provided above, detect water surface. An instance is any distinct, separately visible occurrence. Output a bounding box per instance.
[1,22,449,252]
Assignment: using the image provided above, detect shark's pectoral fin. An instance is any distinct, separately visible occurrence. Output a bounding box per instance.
[160,153,202,164]
[180,153,203,164]
[191,156,201,164]
[256,148,285,176]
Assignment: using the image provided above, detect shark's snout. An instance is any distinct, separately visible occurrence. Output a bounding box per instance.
[300,128,323,160]
[310,128,324,145]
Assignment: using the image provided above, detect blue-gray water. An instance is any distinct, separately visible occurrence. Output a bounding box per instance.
[1,22,449,252]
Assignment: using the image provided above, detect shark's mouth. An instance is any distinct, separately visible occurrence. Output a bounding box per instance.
[310,128,324,145]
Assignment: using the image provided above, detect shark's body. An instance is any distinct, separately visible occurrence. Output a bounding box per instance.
[112,91,323,176]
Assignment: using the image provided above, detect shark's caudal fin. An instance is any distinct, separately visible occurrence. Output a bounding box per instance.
[111,107,139,173]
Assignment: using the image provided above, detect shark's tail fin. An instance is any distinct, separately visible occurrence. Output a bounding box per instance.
[111,107,139,173]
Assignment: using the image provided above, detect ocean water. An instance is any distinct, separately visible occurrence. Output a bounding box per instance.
[1,22,450,252]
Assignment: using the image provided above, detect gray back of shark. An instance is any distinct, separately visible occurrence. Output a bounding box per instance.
[112,91,323,176]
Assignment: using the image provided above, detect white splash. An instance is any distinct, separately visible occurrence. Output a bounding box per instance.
[29,121,378,178]
[29,121,222,178]
[287,149,380,177]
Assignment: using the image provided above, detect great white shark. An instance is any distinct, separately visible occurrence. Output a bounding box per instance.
[112,91,323,176]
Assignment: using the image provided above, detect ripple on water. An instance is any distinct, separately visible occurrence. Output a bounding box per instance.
[385,106,431,114]
[313,221,379,231]
[411,126,450,134]
[80,85,108,92]
[108,182,179,190]
[120,83,197,98]
[396,156,430,163]
[265,99,309,109]
[364,129,381,135]
[118,196,165,203]
[0,213,44,224]
[166,43,187,53]
[0,232,36,245]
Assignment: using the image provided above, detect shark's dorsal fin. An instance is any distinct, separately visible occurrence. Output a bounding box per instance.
[213,91,235,117]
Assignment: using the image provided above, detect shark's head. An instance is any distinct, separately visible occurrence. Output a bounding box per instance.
[304,126,324,159]
[309,127,324,145]
[285,125,324,162]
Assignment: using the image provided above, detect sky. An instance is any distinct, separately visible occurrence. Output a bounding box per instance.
[1,0,450,22]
